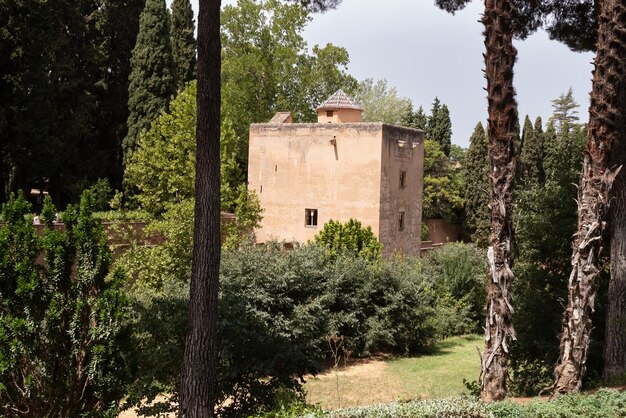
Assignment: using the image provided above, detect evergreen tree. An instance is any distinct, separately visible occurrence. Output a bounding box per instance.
[124,0,175,163]
[427,97,453,156]
[170,0,196,90]
[548,87,579,129]
[519,115,544,185]
[463,122,490,247]
[405,105,428,130]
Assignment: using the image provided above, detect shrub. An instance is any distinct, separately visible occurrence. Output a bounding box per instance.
[125,243,447,416]
[422,243,487,335]
[314,219,383,261]
[0,191,134,417]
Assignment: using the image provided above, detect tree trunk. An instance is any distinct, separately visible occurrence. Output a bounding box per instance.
[179,0,221,417]
[604,125,626,382]
[554,0,626,394]
[480,0,518,403]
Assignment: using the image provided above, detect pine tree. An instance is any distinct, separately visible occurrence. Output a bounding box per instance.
[171,0,196,90]
[548,87,579,130]
[519,115,544,185]
[124,0,175,163]
[463,122,490,247]
[427,97,453,156]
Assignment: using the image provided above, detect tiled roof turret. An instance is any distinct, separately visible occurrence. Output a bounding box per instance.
[316,89,363,111]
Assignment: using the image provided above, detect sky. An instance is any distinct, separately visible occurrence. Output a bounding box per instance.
[184,0,594,147]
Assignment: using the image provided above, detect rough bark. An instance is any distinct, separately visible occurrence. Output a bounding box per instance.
[604,163,626,382]
[554,0,626,394]
[480,0,518,403]
[179,0,221,416]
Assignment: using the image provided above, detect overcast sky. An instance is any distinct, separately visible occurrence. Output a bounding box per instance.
[183,0,594,147]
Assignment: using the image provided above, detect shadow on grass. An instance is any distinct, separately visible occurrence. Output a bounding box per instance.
[420,335,482,357]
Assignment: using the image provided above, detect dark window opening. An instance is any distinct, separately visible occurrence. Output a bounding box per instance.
[399,211,405,231]
[326,110,334,117]
[305,209,318,227]
[400,170,407,189]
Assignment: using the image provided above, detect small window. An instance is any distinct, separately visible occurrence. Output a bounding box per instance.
[305,209,318,227]
[400,170,407,189]
[398,211,405,231]
[326,110,334,117]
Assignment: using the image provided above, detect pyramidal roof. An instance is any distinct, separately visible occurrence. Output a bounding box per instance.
[316,89,363,111]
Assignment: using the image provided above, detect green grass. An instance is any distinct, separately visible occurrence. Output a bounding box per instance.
[387,334,482,399]
[305,334,482,409]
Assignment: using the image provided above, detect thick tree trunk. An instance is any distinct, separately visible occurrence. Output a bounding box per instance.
[554,0,626,394]
[604,133,626,382]
[179,0,221,417]
[480,0,518,403]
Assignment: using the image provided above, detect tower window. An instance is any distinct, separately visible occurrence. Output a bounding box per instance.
[399,211,405,231]
[326,110,334,117]
[305,209,318,227]
[400,170,407,189]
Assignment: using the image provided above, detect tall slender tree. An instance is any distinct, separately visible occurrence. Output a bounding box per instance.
[427,97,453,156]
[463,122,490,247]
[124,0,175,163]
[171,0,197,90]
[435,0,541,401]
[519,116,544,185]
[553,0,626,393]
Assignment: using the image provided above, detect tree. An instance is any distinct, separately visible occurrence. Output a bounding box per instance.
[171,0,197,90]
[178,0,221,413]
[422,140,464,223]
[553,0,626,393]
[353,78,412,124]
[463,122,490,247]
[427,97,453,156]
[124,0,176,163]
[314,218,383,261]
[519,116,545,185]
[405,105,428,130]
[220,0,357,161]
[0,191,133,416]
[548,87,580,130]
[435,0,536,401]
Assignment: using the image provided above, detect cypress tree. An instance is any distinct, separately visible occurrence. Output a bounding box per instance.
[171,0,196,90]
[463,122,490,247]
[406,105,428,130]
[124,0,175,163]
[519,116,545,185]
[427,97,452,156]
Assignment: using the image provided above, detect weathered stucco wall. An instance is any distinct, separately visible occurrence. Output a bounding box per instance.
[248,123,383,244]
[378,125,424,257]
[248,122,424,256]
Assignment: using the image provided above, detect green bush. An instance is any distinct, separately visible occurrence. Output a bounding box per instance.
[125,243,450,416]
[314,219,383,261]
[0,191,134,417]
[422,243,487,335]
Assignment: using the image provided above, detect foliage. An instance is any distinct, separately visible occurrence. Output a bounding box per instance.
[88,178,114,211]
[462,122,490,246]
[261,388,626,417]
[404,105,428,130]
[124,0,176,162]
[353,79,412,124]
[124,81,262,242]
[221,0,357,159]
[123,243,467,415]
[314,219,383,261]
[426,97,452,157]
[548,87,580,129]
[422,140,464,223]
[510,120,588,395]
[170,0,196,90]
[0,191,133,417]
[422,243,487,333]
[518,116,544,185]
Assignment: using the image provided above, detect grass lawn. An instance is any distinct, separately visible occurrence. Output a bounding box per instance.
[305,334,482,410]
